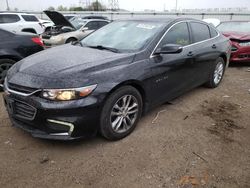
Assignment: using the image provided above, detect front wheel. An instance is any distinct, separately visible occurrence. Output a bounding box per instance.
[100,86,143,141]
[205,57,225,88]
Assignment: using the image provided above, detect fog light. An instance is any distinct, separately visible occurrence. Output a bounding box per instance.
[47,119,74,135]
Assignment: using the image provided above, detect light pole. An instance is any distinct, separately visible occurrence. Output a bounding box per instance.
[175,0,178,11]
[6,0,10,11]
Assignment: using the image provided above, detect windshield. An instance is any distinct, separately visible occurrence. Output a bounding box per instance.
[81,21,166,53]
[217,22,250,33]
[70,17,87,30]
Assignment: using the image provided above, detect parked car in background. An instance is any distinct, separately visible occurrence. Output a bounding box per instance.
[81,15,108,20]
[41,11,109,47]
[64,15,77,20]
[0,13,44,34]
[0,28,44,85]
[203,18,220,27]
[217,21,250,63]
[2,18,231,141]
[38,18,54,31]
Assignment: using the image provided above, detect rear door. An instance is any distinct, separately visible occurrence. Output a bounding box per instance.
[188,21,219,85]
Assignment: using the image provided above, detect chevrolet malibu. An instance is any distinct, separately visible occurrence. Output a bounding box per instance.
[2,18,231,141]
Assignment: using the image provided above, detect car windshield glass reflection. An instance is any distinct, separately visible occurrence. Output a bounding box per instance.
[217,22,250,33]
[81,21,165,53]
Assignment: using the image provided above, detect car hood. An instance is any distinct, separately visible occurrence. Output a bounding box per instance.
[223,32,250,41]
[7,44,135,89]
[44,10,75,29]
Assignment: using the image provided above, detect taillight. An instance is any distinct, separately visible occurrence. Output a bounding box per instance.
[32,37,44,47]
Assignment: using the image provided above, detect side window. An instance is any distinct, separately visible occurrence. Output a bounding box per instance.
[210,27,218,38]
[98,21,108,29]
[21,15,38,22]
[0,14,20,23]
[190,22,210,43]
[85,21,99,30]
[160,22,190,47]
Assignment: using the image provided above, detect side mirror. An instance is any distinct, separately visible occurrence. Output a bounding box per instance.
[155,44,183,55]
[81,27,88,32]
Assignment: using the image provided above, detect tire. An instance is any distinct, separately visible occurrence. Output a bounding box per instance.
[0,59,16,85]
[100,86,143,141]
[65,38,77,44]
[205,57,225,88]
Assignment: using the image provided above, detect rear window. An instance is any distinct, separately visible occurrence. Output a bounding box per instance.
[0,14,20,23]
[21,15,39,22]
[190,22,210,43]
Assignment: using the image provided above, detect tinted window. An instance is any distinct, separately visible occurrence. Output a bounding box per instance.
[98,21,108,28]
[0,14,20,23]
[21,15,38,22]
[210,27,218,38]
[160,22,190,46]
[190,22,210,43]
[85,21,100,30]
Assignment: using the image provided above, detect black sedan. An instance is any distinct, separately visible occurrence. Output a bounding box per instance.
[0,29,44,85]
[2,18,231,141]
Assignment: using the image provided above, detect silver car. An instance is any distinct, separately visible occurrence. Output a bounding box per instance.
[41,11,109,47]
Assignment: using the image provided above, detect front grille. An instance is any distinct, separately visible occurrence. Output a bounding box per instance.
[238,54,250,59]
[42,35,51,39]
[8,83,37,94]
[15,101,36,120]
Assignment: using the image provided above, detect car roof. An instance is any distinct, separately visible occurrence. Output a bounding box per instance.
[115,17,198,23]
[0,12,36,16]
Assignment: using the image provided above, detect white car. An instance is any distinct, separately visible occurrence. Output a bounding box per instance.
[203,18,221,27]
[41,11,109,47]
[0,13,44,34]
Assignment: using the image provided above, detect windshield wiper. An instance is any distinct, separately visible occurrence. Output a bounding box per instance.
[87,45,120,53]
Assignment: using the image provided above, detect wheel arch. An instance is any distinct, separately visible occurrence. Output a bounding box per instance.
[104,80,147,112]
[0,55,20,62]
[21,28,37,34]
[219,53,228,66]
[65,37,78,43]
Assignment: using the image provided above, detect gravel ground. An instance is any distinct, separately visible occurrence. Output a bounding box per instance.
[0,66,249,188]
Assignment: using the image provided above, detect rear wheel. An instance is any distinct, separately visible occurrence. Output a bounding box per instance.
[65,38,77,44]
[0,59,16,85]
[205,57,225,88]
[100,86,143,141]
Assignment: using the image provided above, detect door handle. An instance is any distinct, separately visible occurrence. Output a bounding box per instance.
[187,51,194,57]
[212,44,217,49]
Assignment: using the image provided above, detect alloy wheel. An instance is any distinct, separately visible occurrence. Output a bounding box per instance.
[110,95,139,134]
[213,61,224,85]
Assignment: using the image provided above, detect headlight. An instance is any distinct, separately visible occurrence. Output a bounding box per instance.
[239,42,250,46]
[41,84,97,101]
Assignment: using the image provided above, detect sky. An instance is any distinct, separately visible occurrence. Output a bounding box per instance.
[0,0,250,11]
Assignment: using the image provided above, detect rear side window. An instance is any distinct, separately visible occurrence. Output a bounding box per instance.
[85,21,100,30]
[21,15,38,22]
[160,22,190,46]
[210,27,218,38]
[0,14,20,23]
[98,21,108,28]
[190,22,210,43]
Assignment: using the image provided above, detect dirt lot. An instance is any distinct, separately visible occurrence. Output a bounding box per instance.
[0,66,249,188]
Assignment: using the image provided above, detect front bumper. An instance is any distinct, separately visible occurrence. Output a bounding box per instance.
[230,44,250,62]
[2,89,102,140]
